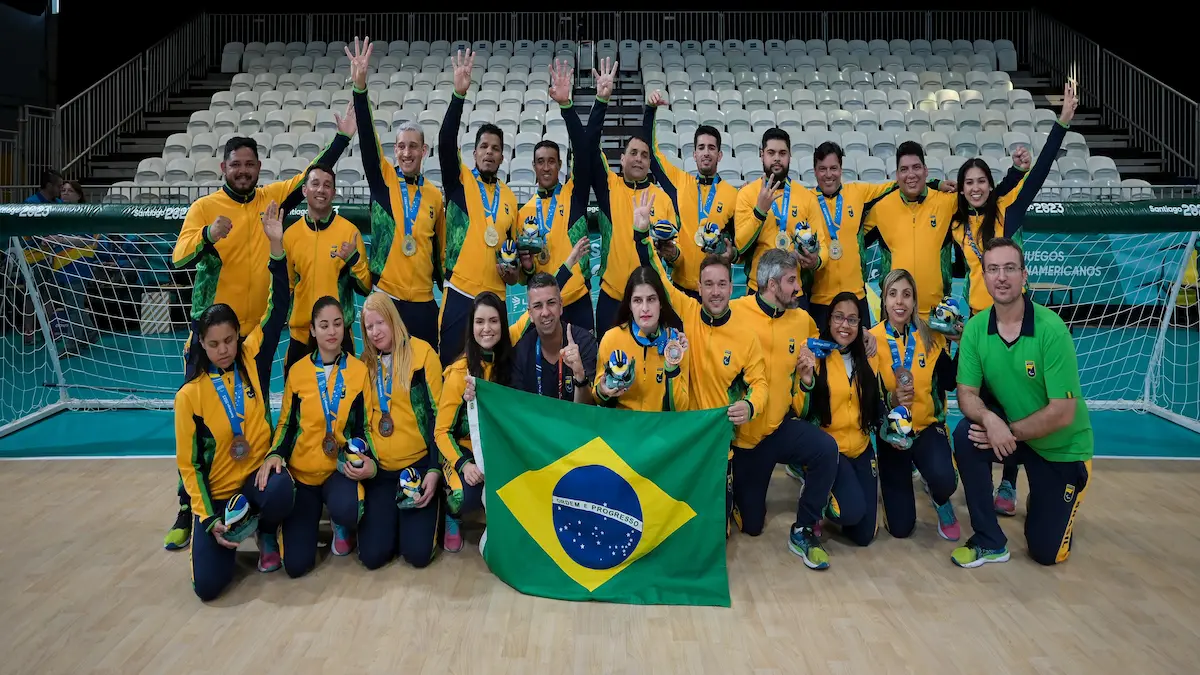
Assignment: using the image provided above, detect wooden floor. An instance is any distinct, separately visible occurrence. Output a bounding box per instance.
[2,459,1199,675]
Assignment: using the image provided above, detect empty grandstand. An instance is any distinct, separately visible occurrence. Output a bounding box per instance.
[2,10,1195,205]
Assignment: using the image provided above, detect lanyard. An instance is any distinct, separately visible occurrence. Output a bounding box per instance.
[534,335,564,399]
[314,352,346,436]
[962,218,985,266]
[208,365,244,437]
[771,181,791,235]
[398,176,424,240]
[471,168,499,223]
[536,184,560,237]
[886,323,917,373]
[818,191,844,241]
[376,357,392,415]
[632,322,672,355]
[696,175,720,222]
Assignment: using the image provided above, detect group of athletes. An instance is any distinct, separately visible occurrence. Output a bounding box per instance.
[169,38,1094,601]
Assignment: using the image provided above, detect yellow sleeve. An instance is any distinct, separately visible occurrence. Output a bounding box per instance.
[852,180,899,204]
[434,362,471,473]
[350,233,371,294]
[741,335,769,420]
[651,117,688,190]
[734,184,768,257]
[665,347,690,412]
[509,312,531,343]
[269,376,299,461]
[643,231,697,315]
[593,329,617,404]
[283,229,299,296]
[997,173,1030,213]
[174,387,217,528]
[173,201,213,267]
[861,192,886,234]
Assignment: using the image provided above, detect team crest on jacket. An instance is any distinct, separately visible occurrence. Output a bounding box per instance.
[791,206,798,218]
[929,215,937,228]
[428,206,435,219]
[244,384,256,399]
[716,203,723,213]
[848,206,854,218]
[788,338,795,354]
[723,350,731,366]
[329,245,339,258]
[656,368,664,383]
[918,353,926,368]
[1025,360,1036,377]
[505,204,510,214]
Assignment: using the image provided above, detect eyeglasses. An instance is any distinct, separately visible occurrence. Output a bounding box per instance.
[984,264,1024,277]
[831,313,860,326]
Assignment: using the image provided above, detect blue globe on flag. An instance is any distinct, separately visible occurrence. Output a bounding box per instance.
[551,465,644,570]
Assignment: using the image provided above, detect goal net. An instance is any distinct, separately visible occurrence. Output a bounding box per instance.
[2,199,1197,436]
[859,199,1199,434]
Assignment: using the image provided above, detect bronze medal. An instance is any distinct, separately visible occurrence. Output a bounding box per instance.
[894,367,914,388]
[379,413,394,438]
[664,338,684,367]
[322,433,338,457]
[230,434,250,461]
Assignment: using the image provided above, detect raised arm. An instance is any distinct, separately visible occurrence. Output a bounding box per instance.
[999,80,1079,236]
[347,37,393,213]
[247,201,290,385]
[173,201,221,268]
[438,48,476,196]
[634,190,697,314]
[267,108,354,215]
[645,90,687,190]
[588,58,616,195]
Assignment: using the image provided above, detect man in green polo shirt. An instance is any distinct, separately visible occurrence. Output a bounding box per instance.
[951,236,1093,568]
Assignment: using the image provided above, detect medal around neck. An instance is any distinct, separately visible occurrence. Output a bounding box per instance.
[775,230,791,251]
[792,221,820,256]
[929,296,965,335]
[663,330,685,368]
[893,366,914,388]
[603,350,635,392]
[322,432,338,457]
[230,434,251,461]
[829,239,843,260]
[223,493,259,543]
[396,467,423,509]
[378,412,394,437]
[806,337,840,359]
[650,219,678,243]
[402,234,418,257]
[496,239,518,269]
[484,222,500,247]
[516,216,547,253]
[882,405,915,450]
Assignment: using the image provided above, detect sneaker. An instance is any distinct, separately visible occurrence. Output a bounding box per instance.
[331,524,355,556]
[479,529,488,557]
[257,532,281,572]
[934,501,961,541]
[784,463,805,485]
[951,541,1010,568]
[164,505,192,551]
[788,526,830,570]
[994,480,1018,516]
[444,515,464,553]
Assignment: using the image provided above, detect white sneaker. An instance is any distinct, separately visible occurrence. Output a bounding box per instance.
[479,528,488,558]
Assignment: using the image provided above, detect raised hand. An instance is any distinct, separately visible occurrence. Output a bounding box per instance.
[647,89,667,107]
[796,346,816,385]
[593,57,617,100]
[209,214,234,242]
[336,233,358,261]
[756,175,780,214]
[939,179,957,193]
[565,235,590,269]
[632,190,655,232]
[260,201,283,243]
[560,325,585,381]
[548,59,574,106]
[344,36,373,90]
[334,100,357,137]
[862,329,878,358]
[452,48,475,97]
[1060,78,1079,125]
[1012,146,1032,171]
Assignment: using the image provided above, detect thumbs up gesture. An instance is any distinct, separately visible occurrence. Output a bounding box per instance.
[560,324,585,381]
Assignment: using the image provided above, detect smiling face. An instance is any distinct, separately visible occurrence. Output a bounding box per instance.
[527,284,563,337]
[533,145,562,189]
[362,308,393,354]
[700,263,732,317]
[815,152,842,195]
[393,128,426,177]
[222,146,261,192]
[630,283,661,334]
[897,152,928,200]
[885,276,915,328]
[829,299,861,348]
[962,165,993,208]
[301,167,335,215]
[982,243,1028,307]
[693,132,721,176]
[473,304,502,350]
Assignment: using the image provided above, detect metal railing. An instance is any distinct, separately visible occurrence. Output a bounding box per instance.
[0,130,18,200]
[18,106,55,185]
[1029,9,1198,180]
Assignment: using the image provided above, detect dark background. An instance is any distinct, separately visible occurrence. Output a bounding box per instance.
[1,1,1192,122]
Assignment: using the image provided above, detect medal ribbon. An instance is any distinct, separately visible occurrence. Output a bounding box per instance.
[536,183,560,237]
[472,168,500,224]
[315,352,346,438]
[398,175,424,243]
[886,322,917,375]
[632,322,673,355]
[534,334,565,398]
[376,357,392,416]
[818,191,844,243]
[962,217,985,266]
[771,181,792,238]
[696,174,720,222]
[208,365,244,438]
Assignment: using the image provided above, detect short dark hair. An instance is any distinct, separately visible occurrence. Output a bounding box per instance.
[475,123,503,148]
[983,236,1024,261]
[625,134,651,152]
[40,169,63,189]
[813,141,844,166]
[761,127,790,149]
[896,140,925,168]
[223,136,260,162]
[532,139,560,160]
[694,125,722,148]
[304,164,335,183]
[527,272,560,292]
[699,254,732,281]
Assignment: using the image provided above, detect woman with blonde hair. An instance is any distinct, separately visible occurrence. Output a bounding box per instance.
[870,269,960,542]
[357,292,444,568]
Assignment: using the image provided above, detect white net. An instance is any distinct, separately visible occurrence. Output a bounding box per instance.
[863,229,1200,431]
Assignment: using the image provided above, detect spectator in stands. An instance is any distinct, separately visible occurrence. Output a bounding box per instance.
[60,179,85,204]
[346,37,446,350]
[25,170,63,203]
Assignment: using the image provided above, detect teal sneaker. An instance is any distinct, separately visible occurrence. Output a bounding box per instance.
[994,479,1018,516]
[784,463,805,485]
[257,531,281,572]
[164,505,191,551]
[788,526,830,570]
[444,515,464,552]
[951,539,1010,568]
[331,524,355,556]
[934,501,961,541]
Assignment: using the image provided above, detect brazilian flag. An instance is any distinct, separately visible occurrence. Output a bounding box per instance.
[470,380,731,607]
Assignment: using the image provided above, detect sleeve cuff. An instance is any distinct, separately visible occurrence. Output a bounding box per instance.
[1056,119,1069,129]
[752,207,768,222]
[745,400,756,420]
[269,251,286,261]
[453,91,467,100]
[595,96,610,104]
[559,102,573,109]
[201,515,219,533]
[352,85,367,95]
[799,375,815,392]
[202,225,213,244]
